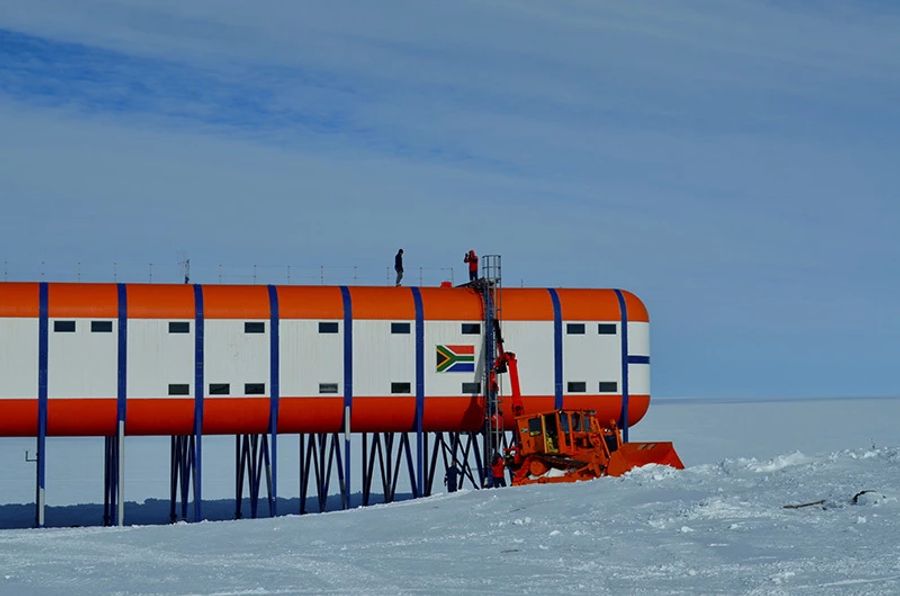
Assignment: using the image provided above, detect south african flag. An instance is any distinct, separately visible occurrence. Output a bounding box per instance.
[436,345,475,373]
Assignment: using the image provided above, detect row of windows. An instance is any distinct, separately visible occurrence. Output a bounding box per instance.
[54,320,112,333]
[168,383,266,396]
[311,382,483,395]
[167,381,611,396]
[52,320,485,335]
[566,323,617,335]
[51,322,617,336]
[567,381,618,393]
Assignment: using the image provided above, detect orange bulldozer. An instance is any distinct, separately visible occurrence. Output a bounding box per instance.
[505,409,684,485]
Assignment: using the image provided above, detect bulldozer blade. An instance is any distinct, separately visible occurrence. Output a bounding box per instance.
[605,442,685,476]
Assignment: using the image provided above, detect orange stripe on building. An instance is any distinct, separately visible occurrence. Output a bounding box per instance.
[278,396,344,433]
[352,396,415,431]
[418,287,482,320]
[349,287,415,320]
[0,283,39,317]
[498,288,554,321]
[620,289,650,322]
[48,283,118,318]
[278,286,344,319]
[203,398,269,434]
[126,398,194,435]
[0,399,37,436]
[47,399,116,435]
[555,289,623,321]
[202,285,271,319]
[127,284,195,319]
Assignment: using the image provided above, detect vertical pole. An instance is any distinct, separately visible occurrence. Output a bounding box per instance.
[193,284,205,521]
[614,289,630,443]
[36,282,48,528]
[548,288,563,410]
[116,283,127,526]
[339,286,353,508]
[411,288,425,497]
[267,284,280,516]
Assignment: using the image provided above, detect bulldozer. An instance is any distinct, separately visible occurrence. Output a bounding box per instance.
[505,409,684,485]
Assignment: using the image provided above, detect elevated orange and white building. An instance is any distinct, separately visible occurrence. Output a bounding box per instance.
[0,282,650,437]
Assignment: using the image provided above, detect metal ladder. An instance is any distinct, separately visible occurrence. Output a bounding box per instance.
[478,255,504,485]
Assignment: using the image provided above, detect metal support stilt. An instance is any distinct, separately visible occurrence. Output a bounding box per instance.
[299,432,348,514]
[234,433,274,519]
[169,435,195,523]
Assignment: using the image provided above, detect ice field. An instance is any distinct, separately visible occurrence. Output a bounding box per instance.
[1,397,899,594]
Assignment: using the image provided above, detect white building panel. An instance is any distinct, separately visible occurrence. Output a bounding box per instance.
[627,322,650,357]
[48,318,117,398]
[424,320,483,396]
[127,319,194,398]
[499,321,554,396]
[562,321,621,393]
[204,319,270,398]
[629,362,651,395]
[353,320,415,396]
[627,321,651,395]
[0,317,38,399]
[280,319,343,397]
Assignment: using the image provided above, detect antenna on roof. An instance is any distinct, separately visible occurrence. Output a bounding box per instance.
[178,253,191,284]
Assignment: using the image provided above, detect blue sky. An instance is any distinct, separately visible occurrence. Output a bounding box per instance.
[1,1,898,398]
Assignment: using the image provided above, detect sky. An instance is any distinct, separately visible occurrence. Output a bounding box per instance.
[1,1,898,399]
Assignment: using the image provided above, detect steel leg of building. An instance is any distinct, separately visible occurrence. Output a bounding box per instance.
[234,433,274,519]
[424,432,484,494]
[299,433,347,514]
[169,435,196,523]
[360,432,418,507]
[103,435,119,526]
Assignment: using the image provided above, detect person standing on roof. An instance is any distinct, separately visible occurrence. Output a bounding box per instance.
[464,249,478,282]
[394,249,404,286]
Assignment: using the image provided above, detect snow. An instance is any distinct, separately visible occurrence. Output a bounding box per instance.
[1,397,899,594]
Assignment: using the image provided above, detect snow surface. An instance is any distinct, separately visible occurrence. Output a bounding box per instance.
[1,397,899,594]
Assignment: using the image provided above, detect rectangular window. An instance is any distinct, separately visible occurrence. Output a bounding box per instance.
[169,321,190,334]
[598,381,618,393]
[54,320,76,333]
[168,384,190,396]
[462,382,481,394]
[318,322,339,334]
[566,323,586,335]
[244,322,265,334]
[391,322,411,334]
[245,383,265,395]
[209,383,230,395]
[567,381,587,393]
[319,383,339,394]
[391,382,411,394]
[598,323,617,335]
[461,323,481,335]
[91,321,113,333]
[527,418,542,435]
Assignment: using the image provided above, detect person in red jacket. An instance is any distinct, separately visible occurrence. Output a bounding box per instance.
[464,249,478,282]
[491,453,507,487]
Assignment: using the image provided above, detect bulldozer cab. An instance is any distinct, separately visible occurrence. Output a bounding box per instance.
[518,410,603,456]
[523,413,560,454]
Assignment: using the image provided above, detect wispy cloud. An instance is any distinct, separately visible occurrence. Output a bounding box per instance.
[1,2,899,397]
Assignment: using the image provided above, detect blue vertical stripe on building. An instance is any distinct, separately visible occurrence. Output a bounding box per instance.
[613,289,630,443]
[548,288,563,410]
[267,284,280,516]
[411,287,425,497]
[116,283,127,425]
[339,285,352,501]
[192,284,204,520]
[36,282,49,525]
